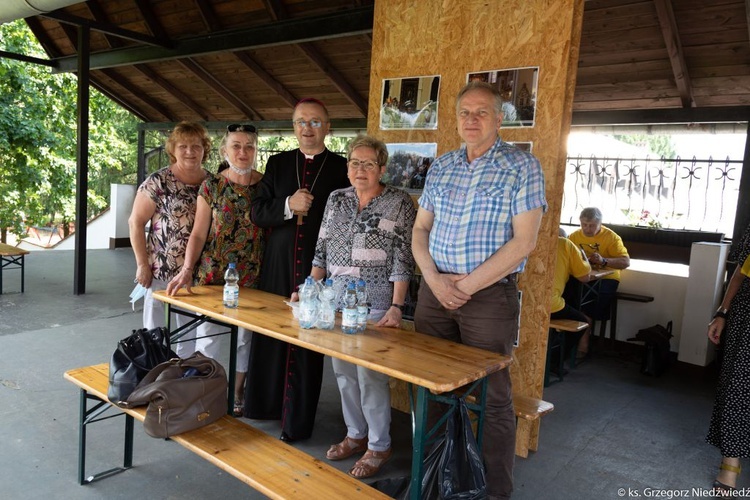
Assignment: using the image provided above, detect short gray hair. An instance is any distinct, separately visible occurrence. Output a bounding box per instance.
[580,207,603,222]
[456,81,504,115]
[347,134,388,166]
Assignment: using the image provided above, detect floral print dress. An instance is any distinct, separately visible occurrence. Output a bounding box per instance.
[194,174,265,288]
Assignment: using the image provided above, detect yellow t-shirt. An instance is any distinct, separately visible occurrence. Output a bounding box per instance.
[568,225,629,281]
[551,237,592,313]
[741,254,750,278]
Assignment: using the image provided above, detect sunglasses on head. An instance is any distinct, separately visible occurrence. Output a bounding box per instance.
[227,124,256,133]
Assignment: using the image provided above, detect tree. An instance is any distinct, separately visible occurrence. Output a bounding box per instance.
[0,20,139,243]
[613,133,676,159]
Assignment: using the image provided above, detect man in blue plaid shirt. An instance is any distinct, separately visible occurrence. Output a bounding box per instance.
[413,81,547,499]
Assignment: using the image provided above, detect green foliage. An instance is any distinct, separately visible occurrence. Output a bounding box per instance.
[0,20,139,242]
[613,134,676,159]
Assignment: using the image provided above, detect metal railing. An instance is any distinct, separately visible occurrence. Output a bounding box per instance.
[561,155,743,237]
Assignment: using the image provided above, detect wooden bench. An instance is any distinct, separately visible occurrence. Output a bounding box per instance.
[64,364,387,499]
[457,392,554,458]
[514,394,555,458]
[546,319,589,386]
[0,243,29,294]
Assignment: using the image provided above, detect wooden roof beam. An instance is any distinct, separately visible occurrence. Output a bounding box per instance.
[178,58,263,120]
[262,1,366,115]
[85,0,124,49]
[133,64,214,121]
[39,9,172,48]
[297,43,367,116]
[194,0,222,32]
[233,51,298,108]
[653,0,696,108]
[132,0,171,42]
[99,68,177,122]
[51,7,374,73]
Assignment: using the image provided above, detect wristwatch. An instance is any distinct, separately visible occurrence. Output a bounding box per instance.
[391,303,405,312]
[713,307,729,319]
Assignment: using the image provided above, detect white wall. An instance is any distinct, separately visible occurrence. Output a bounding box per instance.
[608,260,689,352]
[17,184,136,251]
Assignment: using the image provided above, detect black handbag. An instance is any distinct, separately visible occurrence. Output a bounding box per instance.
[108,327,177,404]
[123,353,228,438]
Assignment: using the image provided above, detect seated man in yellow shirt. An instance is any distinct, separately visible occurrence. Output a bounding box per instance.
[568,207,630,355]
[551,228,592,360]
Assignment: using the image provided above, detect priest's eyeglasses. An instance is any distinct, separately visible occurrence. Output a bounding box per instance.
[293,119,324,128]
[348,160,379,171]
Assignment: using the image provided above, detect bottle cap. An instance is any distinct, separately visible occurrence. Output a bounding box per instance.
[228,263,236,268]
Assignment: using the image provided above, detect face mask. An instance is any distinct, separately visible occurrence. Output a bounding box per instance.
[129,283,148,310]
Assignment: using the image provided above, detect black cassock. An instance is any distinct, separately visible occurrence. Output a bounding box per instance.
[244,148,348,440]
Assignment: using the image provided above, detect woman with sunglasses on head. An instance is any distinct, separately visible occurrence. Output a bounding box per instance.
[129,121,212,357]
[166,124,266,416]
[302,134,416,478]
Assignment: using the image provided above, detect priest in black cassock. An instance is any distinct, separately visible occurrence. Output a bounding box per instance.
[245,98,349,441]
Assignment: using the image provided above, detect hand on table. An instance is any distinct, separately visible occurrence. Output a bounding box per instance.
[376,307,402,328]
[166,267,194,296]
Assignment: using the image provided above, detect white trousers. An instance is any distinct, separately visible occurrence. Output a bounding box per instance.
[331,309,391,451]
[195,321,253,373]
[142,278,195,358]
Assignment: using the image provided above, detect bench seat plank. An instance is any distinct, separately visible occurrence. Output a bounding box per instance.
[549,319,589,332]
[64,364,386,500]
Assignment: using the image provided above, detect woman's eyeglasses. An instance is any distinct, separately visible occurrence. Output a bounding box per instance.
[293,119,324,129]
[348,160,379,171]
[227,124,256,133]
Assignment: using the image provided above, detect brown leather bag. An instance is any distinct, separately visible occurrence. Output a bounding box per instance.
[123,353,228,438]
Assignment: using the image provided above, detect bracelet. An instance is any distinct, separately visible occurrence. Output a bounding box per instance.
[602,258,608,267]
[391,303,404,312]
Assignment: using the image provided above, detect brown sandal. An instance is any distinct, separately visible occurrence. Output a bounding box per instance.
[326,436,367,461]
[348,448,392,479]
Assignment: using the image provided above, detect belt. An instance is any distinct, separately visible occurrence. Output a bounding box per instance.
[498,273,518,285]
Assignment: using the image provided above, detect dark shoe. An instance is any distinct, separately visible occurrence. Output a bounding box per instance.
[279,431,295,443]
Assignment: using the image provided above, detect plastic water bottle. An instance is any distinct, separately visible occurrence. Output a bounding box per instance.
[223,263,240,308]
[317,279,336,330]
[341,282,358,334]
[356,279,368,332]
[298,276,319,329]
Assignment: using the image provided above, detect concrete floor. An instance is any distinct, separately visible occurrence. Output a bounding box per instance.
[0,249,745,499]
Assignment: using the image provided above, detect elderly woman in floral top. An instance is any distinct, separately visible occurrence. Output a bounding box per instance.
[307,134,416,478]
[128,121,212,357]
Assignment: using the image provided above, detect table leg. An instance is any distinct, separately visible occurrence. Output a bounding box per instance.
[20,254,24,293]
[227,324,238,415]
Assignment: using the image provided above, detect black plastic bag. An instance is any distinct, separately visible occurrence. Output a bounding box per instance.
[372,438,444,499]
[438,398,487,500]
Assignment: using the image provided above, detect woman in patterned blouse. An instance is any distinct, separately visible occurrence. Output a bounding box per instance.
[128,121,212,357]
[307,134,416,478]
[167,124,265,415]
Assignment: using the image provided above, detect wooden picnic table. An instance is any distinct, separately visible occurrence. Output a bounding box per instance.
[154,286,512,499]
[0,243,29,294]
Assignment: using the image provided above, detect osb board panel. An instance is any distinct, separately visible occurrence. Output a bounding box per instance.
[368,0,584,400]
